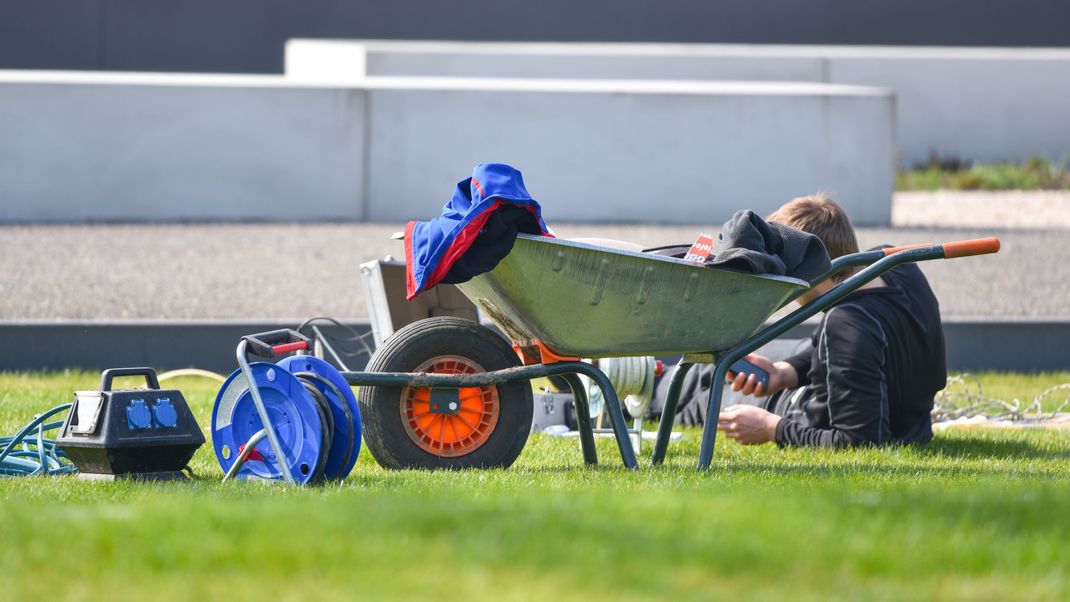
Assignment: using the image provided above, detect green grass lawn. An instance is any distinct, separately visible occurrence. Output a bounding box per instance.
[897,156,1070,191]
[2,371,1070,601]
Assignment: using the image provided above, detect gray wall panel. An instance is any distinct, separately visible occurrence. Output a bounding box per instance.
[364,83,894,225]
[1,320,1065,373]
[0,74,893,225]
[0,322,371,374]
[292,41,1070,165]
[0,78,367,221]
[2,1,1069,74]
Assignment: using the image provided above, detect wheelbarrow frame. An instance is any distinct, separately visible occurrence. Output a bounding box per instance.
[341,360,639,469]
[336,237,998,472]
[653,239,999,470]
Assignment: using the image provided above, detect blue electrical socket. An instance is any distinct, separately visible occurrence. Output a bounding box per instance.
[126,399,152,430]
[152,398,178,429]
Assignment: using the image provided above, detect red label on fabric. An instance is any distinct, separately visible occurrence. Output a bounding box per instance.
[682,233,714,264]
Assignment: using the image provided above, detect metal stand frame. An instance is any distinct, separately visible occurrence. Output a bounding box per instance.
[223,428,267,483]
[233,340,298,484]
[591,416,645,456]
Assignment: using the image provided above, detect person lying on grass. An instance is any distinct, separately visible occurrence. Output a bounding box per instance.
[715,195,947,447]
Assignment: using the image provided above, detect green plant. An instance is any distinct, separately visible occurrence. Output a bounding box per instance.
[897,155,1070,191]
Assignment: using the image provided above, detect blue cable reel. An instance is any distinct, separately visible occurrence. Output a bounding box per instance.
[277,355,362,480]
[211,330,361,485]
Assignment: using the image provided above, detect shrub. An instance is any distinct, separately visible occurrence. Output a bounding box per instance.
[897,155,1070,190]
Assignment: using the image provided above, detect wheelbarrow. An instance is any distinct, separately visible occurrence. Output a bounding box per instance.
[344,234,1000,471]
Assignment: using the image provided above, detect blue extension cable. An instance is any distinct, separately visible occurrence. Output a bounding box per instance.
[0,403,78,477]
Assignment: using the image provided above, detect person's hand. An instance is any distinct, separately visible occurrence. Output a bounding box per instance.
[726,354,798,397]
[717,405,781,445]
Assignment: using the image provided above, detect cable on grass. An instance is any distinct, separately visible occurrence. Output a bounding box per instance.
[933,374,1070,424]
[296,317,376,371]
[0,403,77,477]
[158,369,227,384]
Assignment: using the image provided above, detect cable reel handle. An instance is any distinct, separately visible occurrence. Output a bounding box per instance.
[242,329,312,358]
[99,367,161,392]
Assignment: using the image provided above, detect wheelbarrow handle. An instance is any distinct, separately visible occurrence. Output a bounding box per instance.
[882,237,1001,259]
[880,242,933,256]
[792,237,1001,304]
[941,237,1001,258]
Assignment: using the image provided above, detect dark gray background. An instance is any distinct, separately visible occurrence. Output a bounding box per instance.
[3,320,1066,374]
[3,0,1069,74]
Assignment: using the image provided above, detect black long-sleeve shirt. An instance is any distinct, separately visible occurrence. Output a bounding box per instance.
[775,261,946,448]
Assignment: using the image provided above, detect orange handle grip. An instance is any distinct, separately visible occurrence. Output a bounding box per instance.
[942,237,1001,258]
[882,242,935,256]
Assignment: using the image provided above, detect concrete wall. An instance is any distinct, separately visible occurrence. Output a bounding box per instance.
[828,51,1070,164]
[364,79,893,224]
[0,72,366,221]
[0,72,895,225]
[287,40,1070,164]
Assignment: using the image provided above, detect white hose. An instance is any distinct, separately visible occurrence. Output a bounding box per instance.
[579,356,656,419]
[157,369,227,384]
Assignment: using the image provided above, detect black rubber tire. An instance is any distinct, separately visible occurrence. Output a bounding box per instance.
[359,317,533,470]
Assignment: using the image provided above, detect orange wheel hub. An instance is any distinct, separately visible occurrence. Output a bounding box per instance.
[401,356,500,457]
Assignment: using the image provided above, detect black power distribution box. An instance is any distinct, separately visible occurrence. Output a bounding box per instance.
[56,368,205,480]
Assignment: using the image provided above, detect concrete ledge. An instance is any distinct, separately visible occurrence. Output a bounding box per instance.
[362,77,893,225]
[0,71,366,222]
[0,71,894,225]
[287,39,1070,164]
[286,40,828,85]
[2,318,1066,374]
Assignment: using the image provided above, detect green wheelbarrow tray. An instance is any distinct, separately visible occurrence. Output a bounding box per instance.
[456,233,809,358]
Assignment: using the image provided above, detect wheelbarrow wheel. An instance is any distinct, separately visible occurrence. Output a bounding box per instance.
[359,317,533,470]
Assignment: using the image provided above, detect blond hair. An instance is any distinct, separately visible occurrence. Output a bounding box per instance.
[767,195,860,260]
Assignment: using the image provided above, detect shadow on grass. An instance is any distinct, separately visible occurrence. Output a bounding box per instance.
[500,459,1070,482]
[511,433,1070,475]
[647,433,1070,480]
[914,435,1070,461]
[178,432,1070,487]
[706,461,1068,482]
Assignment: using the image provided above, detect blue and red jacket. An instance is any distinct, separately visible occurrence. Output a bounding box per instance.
[405,163,552,299]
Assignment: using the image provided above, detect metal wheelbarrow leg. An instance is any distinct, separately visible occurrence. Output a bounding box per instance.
[560,373,599,465]
[565,362,638,470]
[650,360,693,466]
